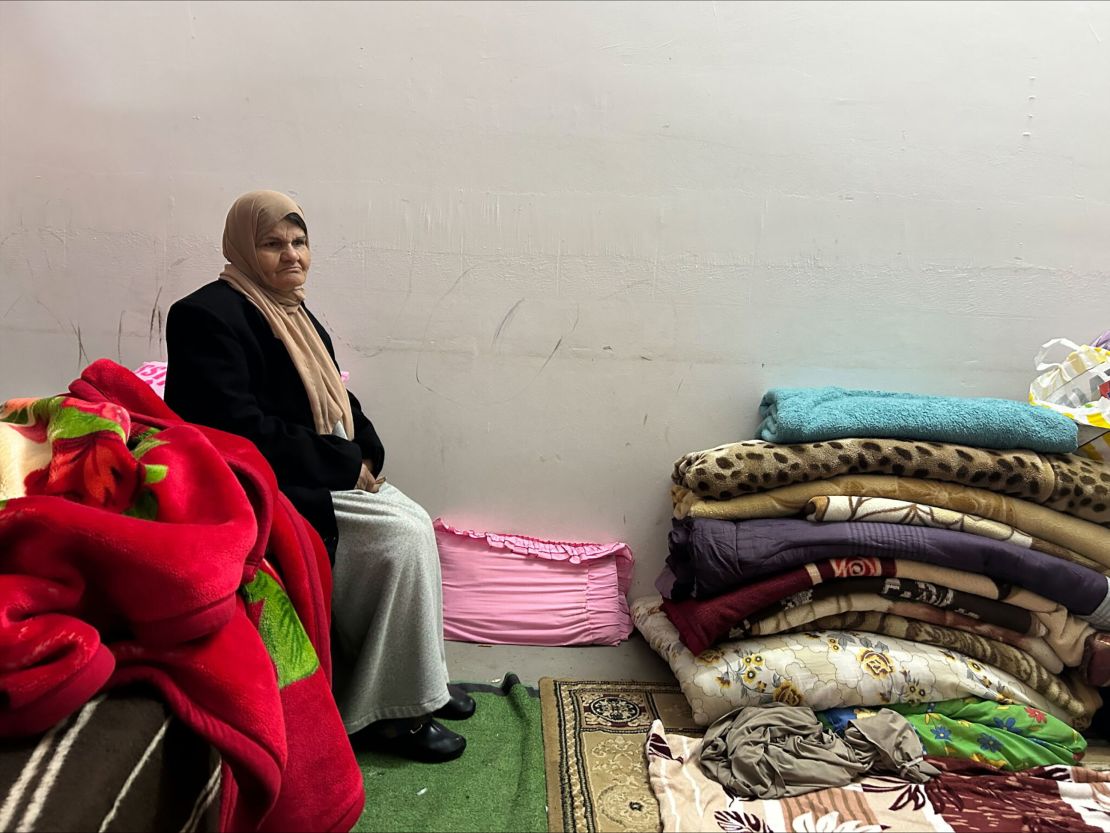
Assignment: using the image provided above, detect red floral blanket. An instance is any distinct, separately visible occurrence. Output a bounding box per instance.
[0,360,362,832]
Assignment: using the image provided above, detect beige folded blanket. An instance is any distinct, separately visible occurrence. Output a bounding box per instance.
[672,475,1110,568]
[739,588,1092,668]
[805,495,1101,572]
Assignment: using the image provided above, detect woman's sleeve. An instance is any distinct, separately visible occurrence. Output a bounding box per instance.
[165,301,363,492]
[308,312,386,475]
[347,389,385,476]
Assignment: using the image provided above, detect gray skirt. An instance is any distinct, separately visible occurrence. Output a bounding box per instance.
[329,483,451,732]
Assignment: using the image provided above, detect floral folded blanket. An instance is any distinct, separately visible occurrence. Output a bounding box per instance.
[740,595,1099,725]
[777,601,1072,680]
[795,609,1110,694]
[633,596,1099,730]
[784,612,1081,708]
[673,437,1110,526]
[818,697,1085,772]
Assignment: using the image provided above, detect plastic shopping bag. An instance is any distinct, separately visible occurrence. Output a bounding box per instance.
[1029,337,1110,461]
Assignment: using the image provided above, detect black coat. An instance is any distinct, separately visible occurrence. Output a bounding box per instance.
[164,280,385,556]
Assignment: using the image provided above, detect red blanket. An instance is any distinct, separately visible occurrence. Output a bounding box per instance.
[0,359,363,832]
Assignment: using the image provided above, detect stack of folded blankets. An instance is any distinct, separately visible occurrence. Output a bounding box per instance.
[634,386,1110,771]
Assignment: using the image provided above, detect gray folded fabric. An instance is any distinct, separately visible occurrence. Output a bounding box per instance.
[698,702,939,799]
[840,709,941,782]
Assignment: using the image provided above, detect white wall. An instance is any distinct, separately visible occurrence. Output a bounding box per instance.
[1,1,1107,597]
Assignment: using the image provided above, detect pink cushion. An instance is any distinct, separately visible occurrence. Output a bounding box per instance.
[434,519,635,647]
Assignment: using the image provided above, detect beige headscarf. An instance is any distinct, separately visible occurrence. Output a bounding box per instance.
[218,190,355,438]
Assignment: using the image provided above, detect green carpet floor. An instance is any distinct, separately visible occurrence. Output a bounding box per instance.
[353,675,547,833]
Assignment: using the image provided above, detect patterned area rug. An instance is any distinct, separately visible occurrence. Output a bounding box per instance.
[540,679,700,833]
[540,677,1110,833]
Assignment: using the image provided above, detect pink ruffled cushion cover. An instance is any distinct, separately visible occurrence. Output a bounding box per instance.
[434,519,635,647]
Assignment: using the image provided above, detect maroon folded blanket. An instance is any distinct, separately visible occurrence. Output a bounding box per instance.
[746,576,1036,636]
[664,557,1042,655]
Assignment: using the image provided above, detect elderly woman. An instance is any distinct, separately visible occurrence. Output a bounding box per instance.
[164,190,472,763]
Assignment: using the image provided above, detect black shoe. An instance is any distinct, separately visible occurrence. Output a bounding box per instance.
[359,717,466,763]
[433,684,476,721]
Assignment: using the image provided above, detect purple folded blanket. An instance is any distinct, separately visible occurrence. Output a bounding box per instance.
[664,517,1110,625]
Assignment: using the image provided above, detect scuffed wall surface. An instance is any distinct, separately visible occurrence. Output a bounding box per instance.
[1,1,1107,594]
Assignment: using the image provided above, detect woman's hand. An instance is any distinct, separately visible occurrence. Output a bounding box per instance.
[356,461,386,493]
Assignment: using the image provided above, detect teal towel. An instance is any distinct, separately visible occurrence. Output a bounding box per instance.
[758,387,1078,453]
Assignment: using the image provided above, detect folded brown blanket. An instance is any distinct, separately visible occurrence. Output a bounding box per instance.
[805,495,1102,572]
[1084,632,1110,686]
[741,577,1078,644]
[673,438,1110,526]
[672,475,1110,567]
[737,599,1065,670]
[736,577,1094,664]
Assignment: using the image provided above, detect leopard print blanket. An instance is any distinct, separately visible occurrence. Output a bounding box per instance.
[673,438,1110,526]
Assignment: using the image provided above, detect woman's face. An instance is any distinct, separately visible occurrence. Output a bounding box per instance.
[255,218,311,291]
